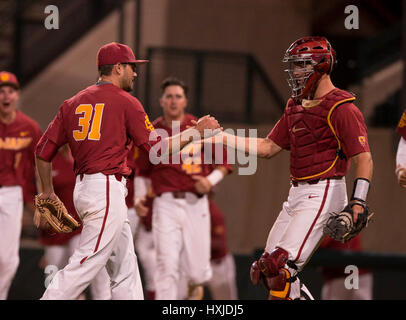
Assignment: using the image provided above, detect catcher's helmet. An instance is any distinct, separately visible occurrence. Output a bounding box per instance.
[283,36,336,101]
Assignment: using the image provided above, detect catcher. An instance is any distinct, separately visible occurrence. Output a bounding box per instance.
[209,36,374,300]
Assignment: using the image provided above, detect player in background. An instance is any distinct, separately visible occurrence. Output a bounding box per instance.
[396,110,406,187]
[132,173,157,300]
[134,176,238,300]
[207,36,373,300]
[0,71,42,299]
[33,43,220,300]
[38,144,111,299]
[317,234,373,300]
[134,77,232,300]
[125,144,156,300]
[205,197,238,300]
[179,194,239,300]
[125,144,140,239]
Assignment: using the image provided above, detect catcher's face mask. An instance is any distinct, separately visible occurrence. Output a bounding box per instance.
[283,58,315,100]
[283,36,336,101]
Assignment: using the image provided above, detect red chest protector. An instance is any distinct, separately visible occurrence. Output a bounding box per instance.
[285,88,355,181]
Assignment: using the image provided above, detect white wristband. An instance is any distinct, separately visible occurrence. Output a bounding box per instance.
[351,178,370,202]
[206,169,224,186]
[396,137,406,176]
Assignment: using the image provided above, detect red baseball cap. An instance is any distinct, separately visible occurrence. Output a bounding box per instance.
[97,42,149,67]
[0,71,20,89]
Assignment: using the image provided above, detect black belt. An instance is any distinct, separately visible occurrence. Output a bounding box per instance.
[158,191,204,199]
[291,176,343,187]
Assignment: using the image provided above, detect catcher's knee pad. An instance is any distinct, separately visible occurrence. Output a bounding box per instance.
[250,248,290,293]
[250,260,262,286]
[257,247,289,278]
[268,267,296,300]
[250,260,271,291]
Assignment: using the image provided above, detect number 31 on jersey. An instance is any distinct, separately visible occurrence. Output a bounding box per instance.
[73,103,104,141]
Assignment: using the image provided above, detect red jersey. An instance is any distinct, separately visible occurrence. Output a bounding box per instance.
[0,111,42,202]
[397,110,406,139]
[209,199,229,260]
[136,114,232,195]
[268,89,370,180]
[140,194,154,231]
[39,150,82,245]
[36,83,159,176]
[126,174,135,209]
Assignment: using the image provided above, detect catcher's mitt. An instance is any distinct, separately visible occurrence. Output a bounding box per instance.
[34,195,80,233]
[324,202,374,243]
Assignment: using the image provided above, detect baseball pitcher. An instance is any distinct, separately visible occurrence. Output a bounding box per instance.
[33,43,221,300]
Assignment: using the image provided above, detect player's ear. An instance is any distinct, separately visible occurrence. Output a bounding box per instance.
[159,95,165,108]
[159,92,164,108]
[113,63,123,76]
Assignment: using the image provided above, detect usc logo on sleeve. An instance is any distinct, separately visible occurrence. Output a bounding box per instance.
[358,136,366,147]
[398,112,406,129]
[144,115,154,132]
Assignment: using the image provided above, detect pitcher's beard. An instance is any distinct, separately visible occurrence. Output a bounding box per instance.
[124,85,133,92]
[123,81,134,92]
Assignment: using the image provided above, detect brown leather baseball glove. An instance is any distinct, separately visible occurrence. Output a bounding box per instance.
[34,194,80,233]
[324,202,374,243]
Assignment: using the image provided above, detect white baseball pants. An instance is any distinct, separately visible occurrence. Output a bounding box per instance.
[177,253,238,300]
[153,192,212,300]
[0,186,23,300]
[134,224,156,292]
[127,207,139,237]
[265,178,348,299]
[207,253,238,300]
[44,234,112,300]
[41,173,143,300]
[128,207,156,292]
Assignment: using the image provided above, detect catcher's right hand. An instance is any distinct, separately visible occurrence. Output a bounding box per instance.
[34,193,80,234]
